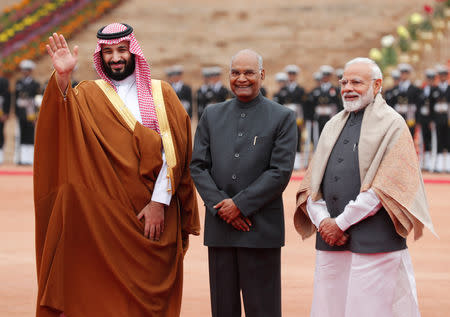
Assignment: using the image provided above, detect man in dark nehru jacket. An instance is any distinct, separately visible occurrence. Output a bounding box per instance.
[15,59,40,165]
[34,23,199,317]
[0,64,11,165]
[392,63,421,136]
[191,49,297,317]
[166,64,193,118]
[295,57,435,317]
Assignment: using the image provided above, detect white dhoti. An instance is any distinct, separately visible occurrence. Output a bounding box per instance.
[311,249,420,317]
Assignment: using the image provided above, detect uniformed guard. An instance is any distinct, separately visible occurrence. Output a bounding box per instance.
[418,69,438,171]
[335,68,344,81]
[284,64,307,169]
[272,72,289,105]
[209,66,231,103]
[311,65,340,146]
[0,65,11,165]
[392,63,421,136]
[196,67,215,120]
[304,71,323,163]
[434,64,449,173]
[166,65,193,118]
[15,59,40,165]
[384,69,400,107]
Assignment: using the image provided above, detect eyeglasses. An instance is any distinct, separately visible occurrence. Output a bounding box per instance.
[339,78,376,87]
[230,70,260,78]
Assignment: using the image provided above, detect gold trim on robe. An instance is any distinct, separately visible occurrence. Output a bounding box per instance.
[152,79,177,193]
[94,78,177,192]
[94,79,137,131]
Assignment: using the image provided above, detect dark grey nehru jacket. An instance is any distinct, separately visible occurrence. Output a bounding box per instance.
[317,109,407,253]
[190,93,298,248]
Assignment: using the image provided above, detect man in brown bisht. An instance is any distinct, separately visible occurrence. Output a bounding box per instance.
[294,57,436,317]
[34,23,200,317]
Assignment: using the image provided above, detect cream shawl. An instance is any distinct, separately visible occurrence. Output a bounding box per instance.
[294,94,436,240]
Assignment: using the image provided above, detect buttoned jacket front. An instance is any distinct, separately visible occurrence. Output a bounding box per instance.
[190,93,297,248]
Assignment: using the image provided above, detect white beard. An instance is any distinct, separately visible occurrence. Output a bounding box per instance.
[342,84,374,112]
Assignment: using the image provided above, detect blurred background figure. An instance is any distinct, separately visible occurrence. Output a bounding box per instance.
[392,63,421,136]
[272,72,289,105]
[197,66,230,121]
[335,68,344,81]
[196,67,214,120]
[434,64,449,173]
[14,59,40,165]
[0,63,11,165]
[209,66,231,103]
[284,64,307,170]
[419,68,438,171]
[311,65,340,147]
[384,69,401,107]
[166,65,193,119]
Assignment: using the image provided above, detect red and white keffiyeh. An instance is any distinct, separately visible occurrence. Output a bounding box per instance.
[93,23,160,133]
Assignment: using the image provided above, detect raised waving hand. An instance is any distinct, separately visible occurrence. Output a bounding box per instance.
[46,33,79,92]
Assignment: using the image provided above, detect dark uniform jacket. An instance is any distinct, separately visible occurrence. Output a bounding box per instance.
[15,76,40,120]
[434,84,450,127]
[0,77,11,116]
[173,82,193,118]
[190,93,297,248]
[384,85,399,107]
[0,76,11,149]
[390,82,421,130]
[309,84,341,132]
[15,76,40,145]
[273,86,289,105]
[418,85,438,126]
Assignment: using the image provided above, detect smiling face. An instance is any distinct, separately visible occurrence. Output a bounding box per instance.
[340,62,382,112]
[229,51,265,103]
[101,40,135,81]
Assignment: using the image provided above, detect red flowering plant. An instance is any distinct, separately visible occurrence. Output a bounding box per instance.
[420,5,434,30]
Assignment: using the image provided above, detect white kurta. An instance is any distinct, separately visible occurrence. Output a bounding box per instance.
[307,190,421,317]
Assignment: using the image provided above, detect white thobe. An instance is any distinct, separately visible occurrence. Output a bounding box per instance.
[306,190,421,317]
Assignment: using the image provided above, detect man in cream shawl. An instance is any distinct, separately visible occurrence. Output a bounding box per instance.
[295,58,435,317]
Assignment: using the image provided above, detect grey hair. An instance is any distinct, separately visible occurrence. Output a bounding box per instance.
[345,57,383,80]
[230,49,263,71]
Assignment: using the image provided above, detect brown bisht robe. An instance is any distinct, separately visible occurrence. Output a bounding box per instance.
[34,73,200,317]
[294,94,435,241]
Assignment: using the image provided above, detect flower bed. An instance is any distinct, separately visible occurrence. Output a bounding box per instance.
[0,0,123,75]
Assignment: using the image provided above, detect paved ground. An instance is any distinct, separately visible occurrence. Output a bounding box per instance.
[0,166,449,316]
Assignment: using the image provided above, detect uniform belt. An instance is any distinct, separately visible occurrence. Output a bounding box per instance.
[434,102,448,113]
[315,104,334,116]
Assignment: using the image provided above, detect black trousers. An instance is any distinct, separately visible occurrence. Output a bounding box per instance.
[19,118,35,145]
[0,121,4,149]
[208,247,281,317]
